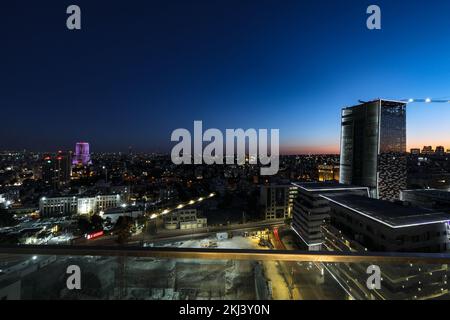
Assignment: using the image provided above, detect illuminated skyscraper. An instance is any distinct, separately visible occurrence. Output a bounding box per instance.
[339,99,407,201]
[72,142,92,166]
[41,151,72,187]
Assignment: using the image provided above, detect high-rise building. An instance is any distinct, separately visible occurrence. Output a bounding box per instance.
[72,142,92,166]
[41,152,72,188]
[435,146,445,156]
[42,155,56,185]
[410,148,421,156]
[55,151,72,186]
[340,99,407,201]
[259,183,298,220]
[422,146,434,155]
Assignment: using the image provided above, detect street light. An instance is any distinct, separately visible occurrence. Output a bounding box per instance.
[102,166,108,183]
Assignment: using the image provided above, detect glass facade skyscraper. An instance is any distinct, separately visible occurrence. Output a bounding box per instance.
[339,99,407,200]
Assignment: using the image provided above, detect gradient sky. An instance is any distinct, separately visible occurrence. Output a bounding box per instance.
[1,0,450,154]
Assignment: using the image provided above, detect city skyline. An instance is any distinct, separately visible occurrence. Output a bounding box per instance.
[2,0,450,154]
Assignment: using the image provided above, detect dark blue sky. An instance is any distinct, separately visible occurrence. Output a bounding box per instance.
[2,0,450,153]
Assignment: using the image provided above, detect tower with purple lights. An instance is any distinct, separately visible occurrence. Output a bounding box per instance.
[72,142,92,166]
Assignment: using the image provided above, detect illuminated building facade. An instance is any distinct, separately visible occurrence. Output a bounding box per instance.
[324,194,450,253]
[318,165,340,182]
[291,182,369,251]
[39,196,78,217]
[340,99,407,201]
[41,152,72,188]
[77,194,121,216]
[39,194,121,217]
[72,142,92,166]
[260,184,297,220]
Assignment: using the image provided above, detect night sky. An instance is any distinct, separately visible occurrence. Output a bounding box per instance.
[2,0,450,154]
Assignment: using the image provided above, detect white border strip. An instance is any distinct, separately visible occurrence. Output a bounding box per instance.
[321,195,450,229]
[290,226,323,247]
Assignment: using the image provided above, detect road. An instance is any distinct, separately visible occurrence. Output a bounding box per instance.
[272,226,350,300]
[322,225,385,300]
[79,219,285,246]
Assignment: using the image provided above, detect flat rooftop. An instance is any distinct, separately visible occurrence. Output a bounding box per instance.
[323,194,450,228]
[402,189,450,200]
[343,99,408,109]
[292,182,369,193]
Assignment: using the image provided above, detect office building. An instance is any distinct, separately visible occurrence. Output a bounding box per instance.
[410,148,421,156]
[41,152,72,188]
[39,196,78,217]
[260,183,298,220]
[72,142,92,166]
[324,194,450,253]
[39,194,121,217]
[78,194,121,215]
[340,99,407,201]
[164,208,207,230]
[55,151,72,186]
[401,189,450,212]
[291,182,369,251]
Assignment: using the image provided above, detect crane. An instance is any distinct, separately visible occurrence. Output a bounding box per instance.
[358,98,450,104]
[400,98,450,104]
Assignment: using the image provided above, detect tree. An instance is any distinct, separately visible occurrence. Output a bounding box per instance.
[91,214,104,231]
[115,216,133,244]
[77,216,92,234]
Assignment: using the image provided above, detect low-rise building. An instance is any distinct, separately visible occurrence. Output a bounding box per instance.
[291,182,369,251]
[164,208,207,230]
[401,189,450,212]
[39,194,122,217]
[324,194,450,253]
[39,196,78,217]
[102,206,144,224]
[318,165,340,182]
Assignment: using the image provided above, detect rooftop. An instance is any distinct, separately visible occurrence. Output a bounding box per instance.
[323,194,450,229]
[345,99,408,108]
[292,182,369,193]
[402,189,450,200]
